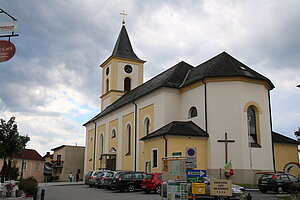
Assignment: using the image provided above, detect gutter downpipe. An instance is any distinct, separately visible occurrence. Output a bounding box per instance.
[201,80,208,132]
[133,101,137,171]
[92,121,97,170]
[268,90,276,171]
[163,134,168,157]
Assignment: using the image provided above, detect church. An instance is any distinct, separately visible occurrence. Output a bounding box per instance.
[83,24,299,184]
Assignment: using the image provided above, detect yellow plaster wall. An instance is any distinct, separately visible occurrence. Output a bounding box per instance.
[86,129,95,171]
[143,138,165,173]
[122,112,134,170]
[274,143,299,176]
[138,104,154,170]
[96,124,106,169]
[167,137,208,170]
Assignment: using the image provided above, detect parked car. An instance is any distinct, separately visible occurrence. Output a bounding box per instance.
[141,173,162,194]
[94,170,111,188]
[258,173,300,194]
[109,171,145,192]
[84,170,101,187]
[102,171,122,190]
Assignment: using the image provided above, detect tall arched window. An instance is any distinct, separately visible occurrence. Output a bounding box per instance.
[106,79,109,93]
[126,124,131,155]
[124,77,131,91]
[89,137,93,161]
[144,118,150,136]
[247,107,259,147]
[100,134,103,155]
[188,106,198,119]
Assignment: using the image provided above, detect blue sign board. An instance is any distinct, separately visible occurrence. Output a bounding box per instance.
[186,169,207,178]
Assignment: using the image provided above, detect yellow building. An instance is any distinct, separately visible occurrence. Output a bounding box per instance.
[83,24,299,184]
[0,149,45,183]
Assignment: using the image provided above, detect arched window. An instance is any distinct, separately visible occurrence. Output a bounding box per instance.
[106,79,109,93]
[144,118,150,136]
[126,124,131,155]
[124,77,131,91]
[247,107,259,147]
[89,137,93,161]
[100,134,103,155]
[111,129,116,138]
[188,106,198,119]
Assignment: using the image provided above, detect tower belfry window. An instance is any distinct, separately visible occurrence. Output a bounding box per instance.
[124,77,131,91]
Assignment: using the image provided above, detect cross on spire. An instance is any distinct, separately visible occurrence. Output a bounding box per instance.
[120,10,127,24]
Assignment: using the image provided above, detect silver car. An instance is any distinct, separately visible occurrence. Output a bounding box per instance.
[84,170,102,187]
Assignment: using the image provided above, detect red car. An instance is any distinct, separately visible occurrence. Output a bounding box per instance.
[141,173,162,194]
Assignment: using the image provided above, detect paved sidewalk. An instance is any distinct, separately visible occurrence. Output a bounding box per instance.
[38,181,84,187]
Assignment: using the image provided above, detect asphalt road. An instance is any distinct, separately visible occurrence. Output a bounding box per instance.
[36,184,293,200]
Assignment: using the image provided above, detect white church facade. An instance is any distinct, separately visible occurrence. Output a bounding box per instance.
[83,24,299,184]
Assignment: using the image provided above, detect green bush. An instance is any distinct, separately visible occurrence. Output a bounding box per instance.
[18,177,38,195]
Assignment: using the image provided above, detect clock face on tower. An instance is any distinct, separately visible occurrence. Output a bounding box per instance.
[124,65,133,73]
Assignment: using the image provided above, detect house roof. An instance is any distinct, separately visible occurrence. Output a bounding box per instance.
[12,149,44,161]
[140,121,209,141]
[51,145,85,151]
[272,131,299,144]
[84,52,274,126]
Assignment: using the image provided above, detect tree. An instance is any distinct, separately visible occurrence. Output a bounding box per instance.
[0,117,30,180]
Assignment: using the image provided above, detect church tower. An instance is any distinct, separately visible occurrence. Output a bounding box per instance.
[100,25,146,111]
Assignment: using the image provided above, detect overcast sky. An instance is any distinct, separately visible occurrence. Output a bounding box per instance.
[0,0,299,156]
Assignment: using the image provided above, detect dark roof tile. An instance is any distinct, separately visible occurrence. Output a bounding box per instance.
[12,149,44,161]
[272,131,298,144]
[140,121,209,141]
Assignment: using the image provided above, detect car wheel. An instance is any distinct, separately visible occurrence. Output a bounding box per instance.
[127,184,135,192]
[155,185,161,194]
[107,186,112,190]
[277,186,283,194]
[89,184,93,187]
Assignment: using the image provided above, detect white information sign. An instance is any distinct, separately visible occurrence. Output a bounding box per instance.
[0,22,18,34]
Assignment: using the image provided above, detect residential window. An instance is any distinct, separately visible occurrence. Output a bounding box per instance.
[22,161,27,171]
[35,163,40,171]
[126,124,131,155]
[152,149,158,168]
[111,129,116,138]
[57,155,61,161]
[124,77,131,91]
[144,118,150,136]
[188,106,198,118]
[247,106,260,147]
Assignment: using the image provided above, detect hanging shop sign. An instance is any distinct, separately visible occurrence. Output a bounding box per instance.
[0,40,16,62]
[0,21,18,34]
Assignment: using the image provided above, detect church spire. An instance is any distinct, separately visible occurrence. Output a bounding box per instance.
[111,25,141,61]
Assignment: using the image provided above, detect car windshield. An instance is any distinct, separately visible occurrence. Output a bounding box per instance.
[96,172,104,177]
[261,174,274,179]
[106,172,114,177]
[114,173,121,179]
[144,174,153,180]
